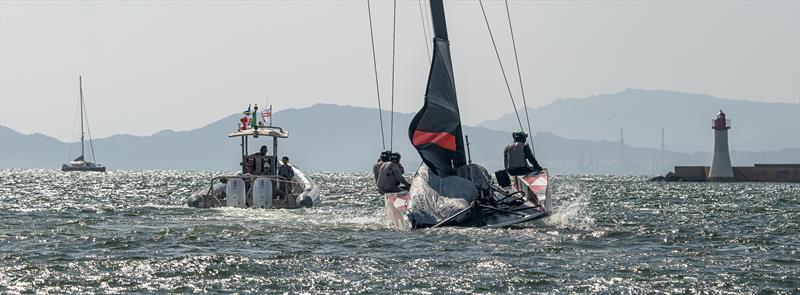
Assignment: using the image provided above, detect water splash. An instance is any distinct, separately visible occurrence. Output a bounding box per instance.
[545,180,595,230]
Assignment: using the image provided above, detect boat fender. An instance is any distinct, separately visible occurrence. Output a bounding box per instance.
[296,195,313,208]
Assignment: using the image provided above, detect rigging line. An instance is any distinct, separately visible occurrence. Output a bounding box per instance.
[478,0,524,133]
[390,0,397,151]
[423,0,433,41]
[418,0,431,62]
[366,0,386,150]
[81,89,97,163]
[504,0,536,155]
[68,95,81,161]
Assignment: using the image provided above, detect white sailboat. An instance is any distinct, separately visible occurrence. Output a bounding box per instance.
[62,76,106,172]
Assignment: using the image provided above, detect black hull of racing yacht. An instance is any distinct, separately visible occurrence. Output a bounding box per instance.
[385,167,552,230]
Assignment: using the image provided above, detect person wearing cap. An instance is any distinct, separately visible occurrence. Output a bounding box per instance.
[504,130,543,176]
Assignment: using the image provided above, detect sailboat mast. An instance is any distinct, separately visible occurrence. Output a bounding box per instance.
[79,75,85,160]
[429,0,449,40]
[429,0,467,166]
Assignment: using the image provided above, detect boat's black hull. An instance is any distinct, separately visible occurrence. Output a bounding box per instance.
[61,165,106,172]
[385,168,552,230]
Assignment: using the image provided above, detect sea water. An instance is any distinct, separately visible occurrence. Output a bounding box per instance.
[1,170,798,293]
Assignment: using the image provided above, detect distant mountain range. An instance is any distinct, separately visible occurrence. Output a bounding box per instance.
[479,89,800,153]
[2,97,798,174]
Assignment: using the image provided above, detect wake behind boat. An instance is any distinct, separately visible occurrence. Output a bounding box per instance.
[62,76,106,172]
[375,0,554,229]
[187,104,320,209]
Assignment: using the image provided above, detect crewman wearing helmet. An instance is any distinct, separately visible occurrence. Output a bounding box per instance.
[504,130,543,175]
[390,151,404,174]
[377,152,410,193]
[373,150,392,184]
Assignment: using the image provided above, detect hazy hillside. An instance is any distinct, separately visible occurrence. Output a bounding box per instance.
[479,89,800,153]
[2,104,798,174]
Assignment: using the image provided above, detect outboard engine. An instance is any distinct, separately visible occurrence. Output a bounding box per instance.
[251,177,272,209]
[226,178,246,208]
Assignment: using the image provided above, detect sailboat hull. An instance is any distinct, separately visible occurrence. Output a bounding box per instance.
[384,165,552,230]
[385,191,413,230]
[61,163,106,172]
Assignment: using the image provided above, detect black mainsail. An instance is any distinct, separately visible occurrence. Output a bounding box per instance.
[408,0,466,177]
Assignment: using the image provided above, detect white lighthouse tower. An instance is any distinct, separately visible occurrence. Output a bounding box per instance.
[708,110,734,180]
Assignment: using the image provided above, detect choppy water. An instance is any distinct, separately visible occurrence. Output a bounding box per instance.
[0,170,798,294]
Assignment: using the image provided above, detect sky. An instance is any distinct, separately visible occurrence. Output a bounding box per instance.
[1,0,798,142]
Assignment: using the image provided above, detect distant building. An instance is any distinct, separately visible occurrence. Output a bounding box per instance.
[708,110,734,180]
[665,110,800,183]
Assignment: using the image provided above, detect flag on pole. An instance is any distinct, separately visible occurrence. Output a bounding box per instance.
[262,105,272,123]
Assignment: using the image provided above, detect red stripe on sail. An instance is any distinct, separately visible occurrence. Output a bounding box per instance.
[412,131,457,151]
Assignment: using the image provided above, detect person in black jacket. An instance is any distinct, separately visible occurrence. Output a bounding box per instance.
[277,156,295,195]
[503,131,543,176]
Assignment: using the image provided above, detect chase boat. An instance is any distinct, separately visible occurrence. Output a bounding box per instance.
[187,105,320,209]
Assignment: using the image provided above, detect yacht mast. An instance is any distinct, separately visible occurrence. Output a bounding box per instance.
[79,75,85,160]
[429,0,449,41]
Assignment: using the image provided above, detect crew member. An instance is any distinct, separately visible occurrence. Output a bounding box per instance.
[377,153,410,193]
[246,145,271,174]
[373,150,392,184]
[278,156,295,195]
[390,151,405,174]
[504,130,543,176]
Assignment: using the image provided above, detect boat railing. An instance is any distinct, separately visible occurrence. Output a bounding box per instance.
[204,174,307,197]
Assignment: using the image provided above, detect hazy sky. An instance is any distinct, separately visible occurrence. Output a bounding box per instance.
[1,0,798,141]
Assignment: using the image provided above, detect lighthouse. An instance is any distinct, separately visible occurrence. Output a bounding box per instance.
[708,110,734,180]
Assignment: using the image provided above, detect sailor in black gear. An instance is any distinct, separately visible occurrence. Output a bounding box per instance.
[253,145,268,156]
[373,150,392,184]
[246,145,271,174]
[390,152,404,174]
[503,130,543,176]
[278,156,295,195]
[377,154,411,193]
